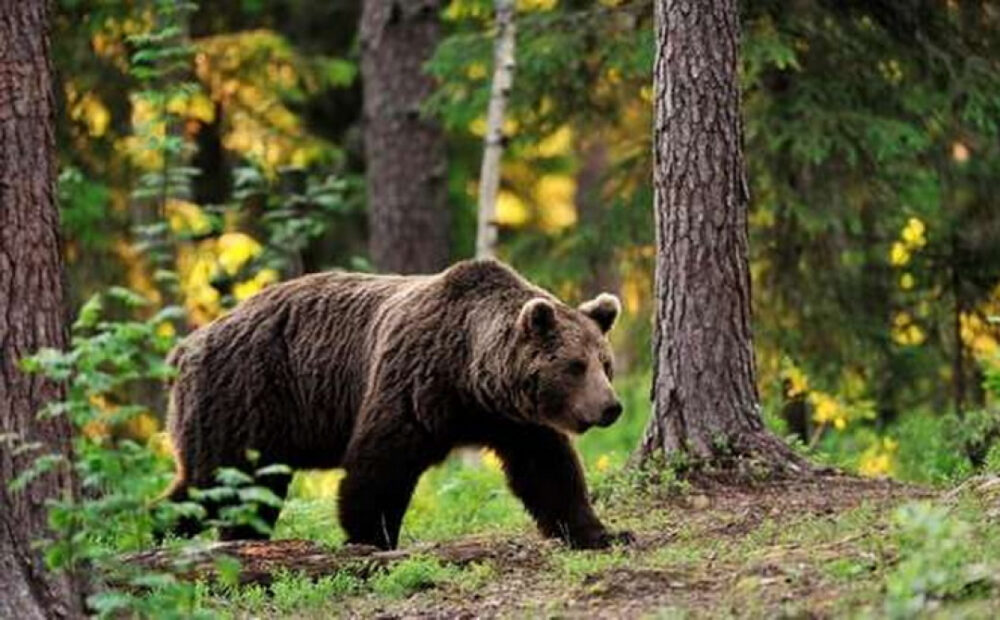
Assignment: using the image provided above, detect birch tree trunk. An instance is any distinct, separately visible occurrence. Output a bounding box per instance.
[361,0,450,274]
[475,0,516,259]
[0,1,85,617]
[638,0,807,475]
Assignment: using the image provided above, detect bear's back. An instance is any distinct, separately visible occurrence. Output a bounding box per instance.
[168,270,438,468]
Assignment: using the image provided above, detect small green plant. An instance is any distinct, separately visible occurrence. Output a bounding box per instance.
[189,459,292,537]
[590,451,689,510]
[268,570,362,613]
[554,548,629,582]
[370,555,458,598]
[984,443,1000,476]
[885,502,994,617]
[451,561,495,592]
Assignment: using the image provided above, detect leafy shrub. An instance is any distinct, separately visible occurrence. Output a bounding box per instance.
[14,290,292,617]
[886,503,994,617]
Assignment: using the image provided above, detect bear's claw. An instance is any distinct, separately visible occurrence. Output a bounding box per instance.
[568,529,635,549]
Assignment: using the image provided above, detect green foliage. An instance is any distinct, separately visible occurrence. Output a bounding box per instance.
[893,412,974,484]
[14,290,297,617]
[17,291,179,547]
[14,291,197,615]
[886,503,995,617]
[268,570,362,613]
[370,555,459,598]
[58,167,112,250]
[401,459,528,543]
[228,164,363,279]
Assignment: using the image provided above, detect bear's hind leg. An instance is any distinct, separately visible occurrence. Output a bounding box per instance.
[338,419,437,550]
[338,466,422,550]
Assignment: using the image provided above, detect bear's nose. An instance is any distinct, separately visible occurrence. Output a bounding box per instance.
[598,402,623,427]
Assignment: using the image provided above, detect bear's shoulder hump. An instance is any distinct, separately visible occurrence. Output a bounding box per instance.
[440,259,528,298]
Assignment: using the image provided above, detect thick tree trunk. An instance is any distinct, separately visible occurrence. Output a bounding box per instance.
[639,0,806,475]
[0,1,85,618]
[361,0,450,274]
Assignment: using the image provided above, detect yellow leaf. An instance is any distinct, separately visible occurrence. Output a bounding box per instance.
[858,437,897,477]
[166,200,213,236]
[782,364,810,398]
[889,242,910,266]
[187,93,217,123]
[534,125,573,158]
[495,190,530,227]
[156,322,176,339]
[535,175,577,231]
[233,268,279,301]
[466,62,487,80]
[901,217,926,248]
[516,0,557,10]
[217,232,262,275]
[81,94,111,137]
[148,432,174,459]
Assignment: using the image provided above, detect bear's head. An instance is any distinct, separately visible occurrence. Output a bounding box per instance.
[515,293,623,434]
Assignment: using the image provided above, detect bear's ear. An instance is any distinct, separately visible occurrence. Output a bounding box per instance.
[578,293,621,334]
[518,298,557,336]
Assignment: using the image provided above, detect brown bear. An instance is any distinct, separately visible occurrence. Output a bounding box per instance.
[163,259,628,549]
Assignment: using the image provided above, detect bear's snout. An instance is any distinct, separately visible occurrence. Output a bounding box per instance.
[597,401,623,427]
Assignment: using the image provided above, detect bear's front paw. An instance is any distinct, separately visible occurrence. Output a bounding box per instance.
[568,528,635,550]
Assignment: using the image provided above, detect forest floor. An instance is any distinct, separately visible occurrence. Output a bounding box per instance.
[165,473,1000,618]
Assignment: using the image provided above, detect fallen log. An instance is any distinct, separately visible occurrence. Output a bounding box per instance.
[118,538,543,587]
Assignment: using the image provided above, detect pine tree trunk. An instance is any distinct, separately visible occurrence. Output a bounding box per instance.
[639,0,807,475]
[361,0,450,274]
[0,1,85,618]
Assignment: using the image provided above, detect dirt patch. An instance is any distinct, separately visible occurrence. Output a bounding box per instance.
[339,474,929,619]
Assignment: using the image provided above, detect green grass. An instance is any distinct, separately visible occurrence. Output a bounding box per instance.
[370,555,459,598]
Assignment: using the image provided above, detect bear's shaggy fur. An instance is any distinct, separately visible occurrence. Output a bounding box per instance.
[164,259,627,549]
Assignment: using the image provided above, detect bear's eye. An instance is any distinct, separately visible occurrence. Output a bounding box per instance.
[602,359,614,380]
[565,360,587,377]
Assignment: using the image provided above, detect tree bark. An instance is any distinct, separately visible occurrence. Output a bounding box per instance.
[639,0,807,475]
[0,1,85,618]
[361,0,450,274]
[475,0,516,260]
[575,136,620,299]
